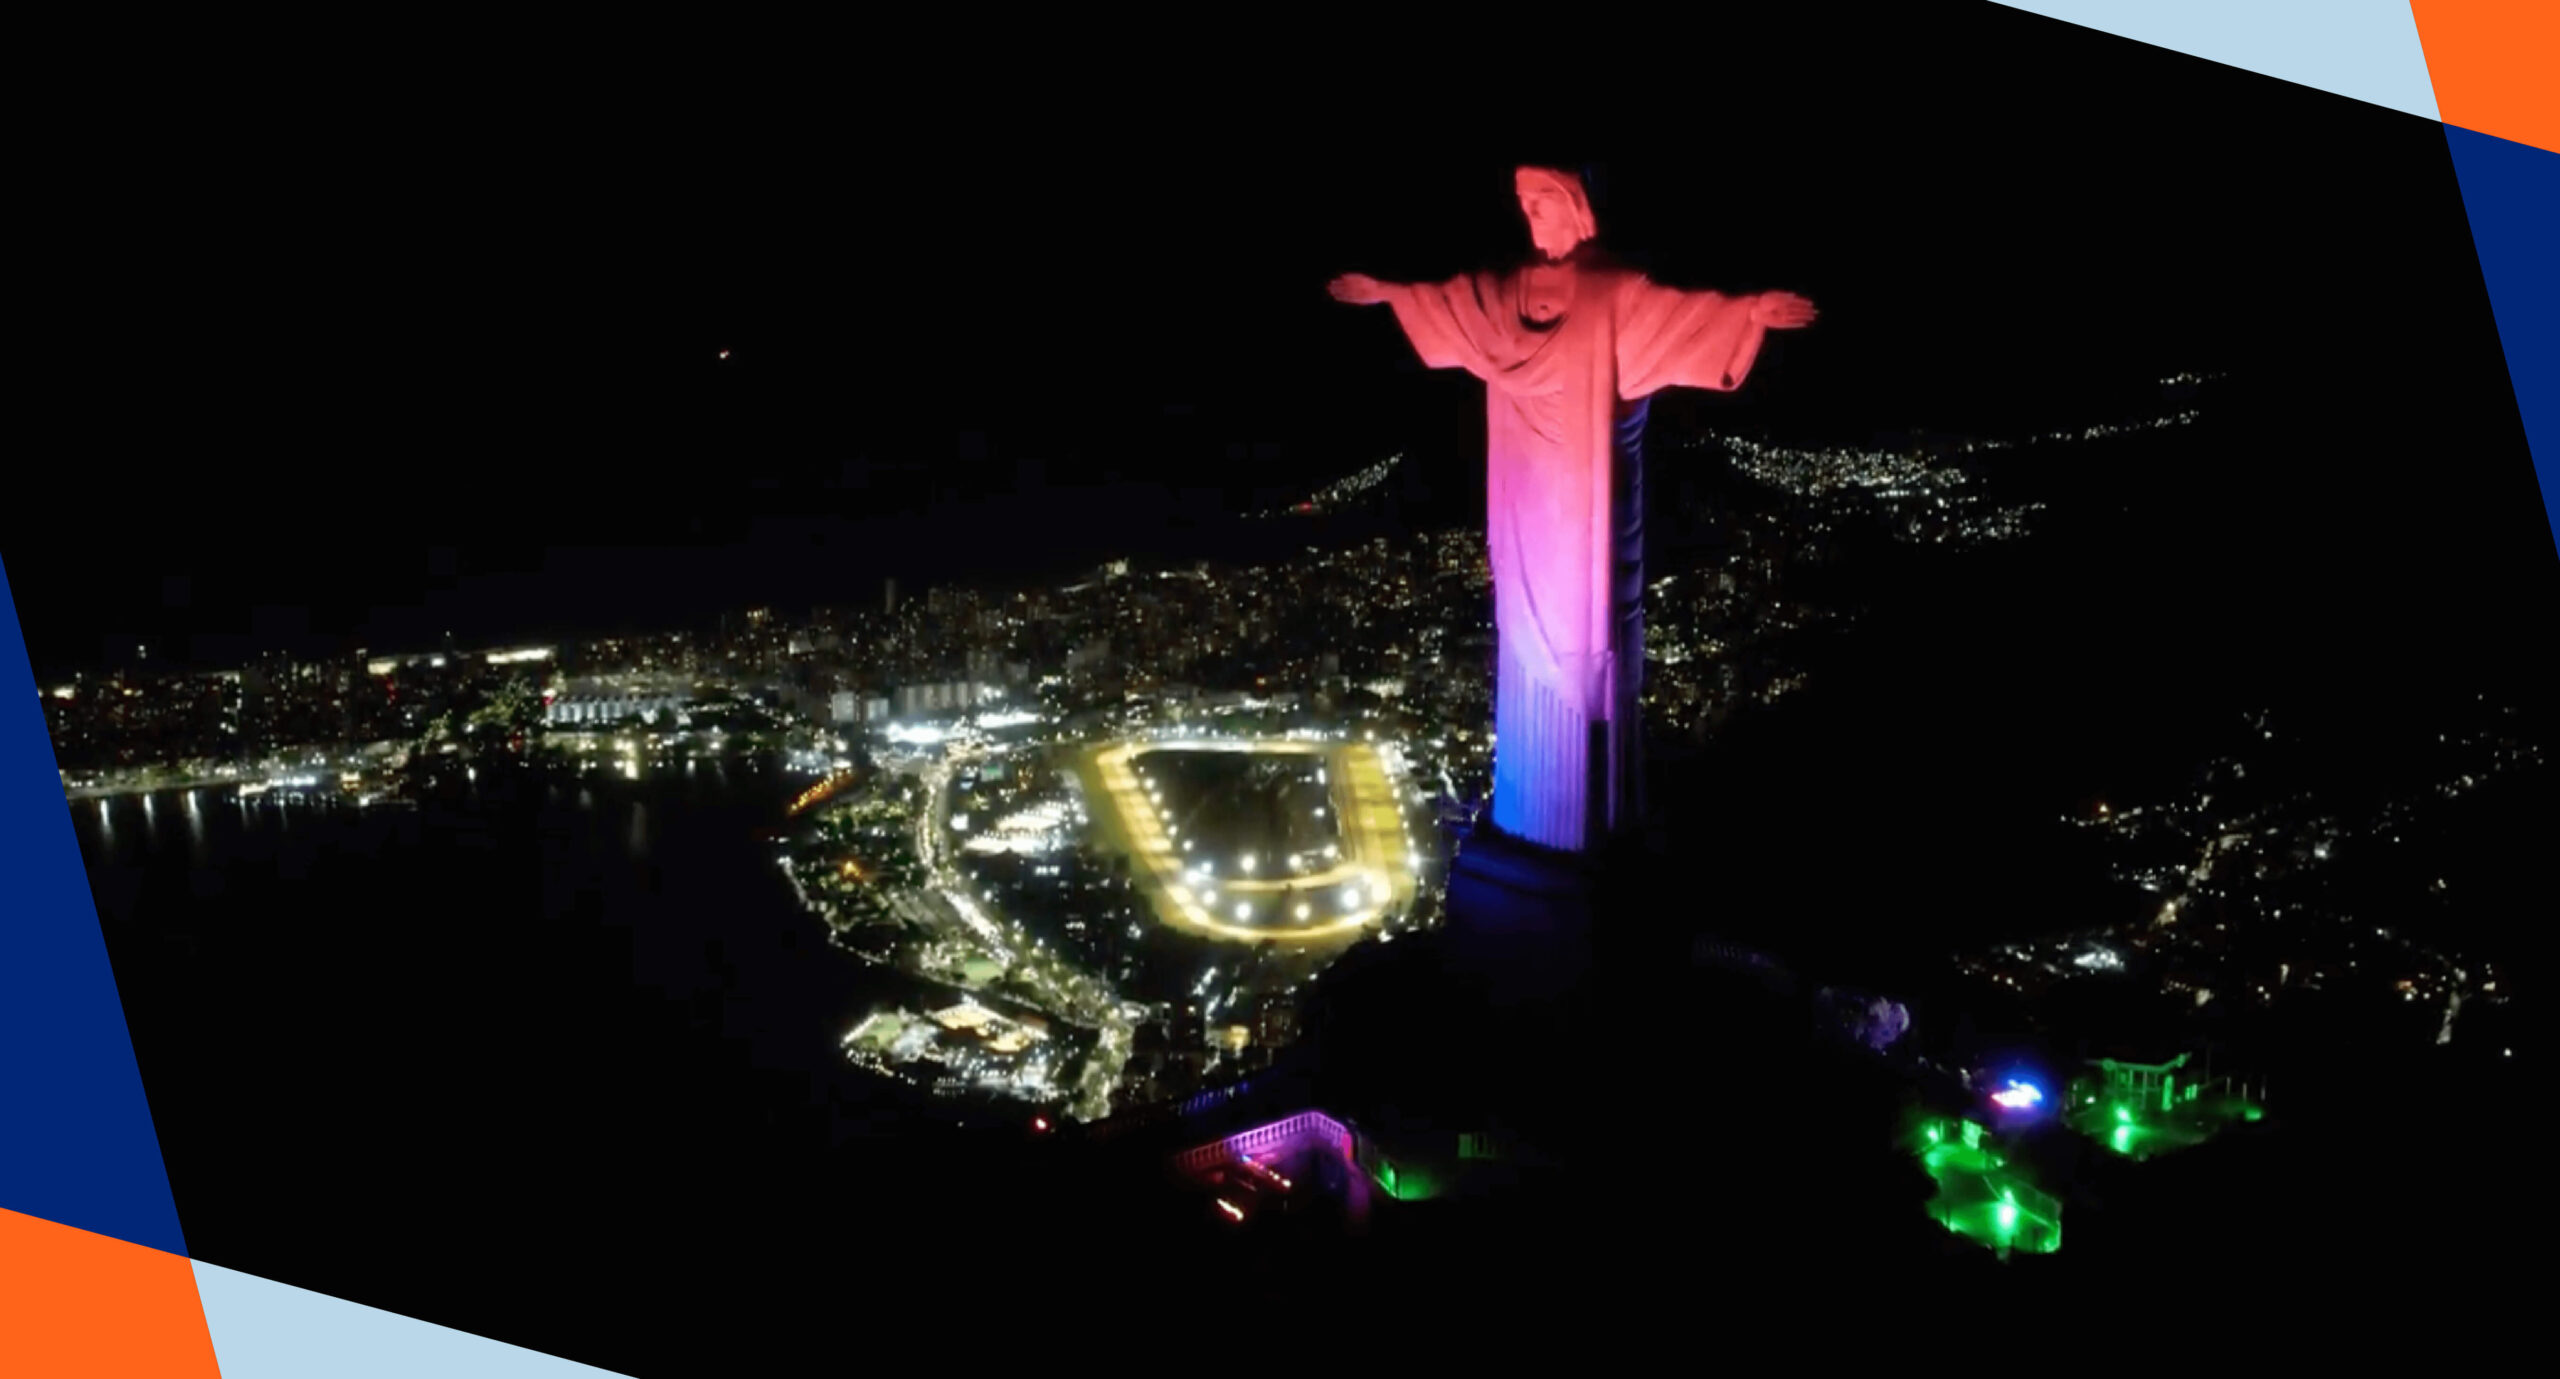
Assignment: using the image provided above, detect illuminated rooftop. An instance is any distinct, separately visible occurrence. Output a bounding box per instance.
[1910,1115,2062,1257]
[1170,1108,1447,1232]
[2063,1057,2264,1161]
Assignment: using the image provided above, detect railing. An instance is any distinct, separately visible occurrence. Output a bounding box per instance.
[1082,1072,1261,1144]
[1178,1077,1261,1119]
[1172,1110,1355,1177]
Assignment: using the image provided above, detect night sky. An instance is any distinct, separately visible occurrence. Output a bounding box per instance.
[11,8,2549,679]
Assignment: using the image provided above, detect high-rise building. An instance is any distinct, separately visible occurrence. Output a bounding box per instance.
[891,680,998,719]
[1066,637,1112,676]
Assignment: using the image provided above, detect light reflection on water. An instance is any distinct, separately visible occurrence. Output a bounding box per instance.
[61,754,944,1175]
[71,762,790,871]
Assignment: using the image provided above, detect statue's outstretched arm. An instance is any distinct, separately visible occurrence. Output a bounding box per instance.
[1337,270,1490,377]
[1749,291,1818,328]
[1326,273,1405,307]
[1616,278,1819,398]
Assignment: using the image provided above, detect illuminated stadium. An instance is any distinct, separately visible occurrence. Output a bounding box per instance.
[1074,737,1423,945]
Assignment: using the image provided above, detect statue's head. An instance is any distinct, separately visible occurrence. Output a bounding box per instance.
[1514,166,1597,262]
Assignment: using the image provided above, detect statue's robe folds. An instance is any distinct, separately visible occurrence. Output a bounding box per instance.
[1390,253,1768,853]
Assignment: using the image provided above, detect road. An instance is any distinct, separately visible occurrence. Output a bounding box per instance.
[63,766,256,801]
[1069,1021,1131,1122]
[913,750,1014,960]
[912,744,1135,1120]
[2150,831,2251,929]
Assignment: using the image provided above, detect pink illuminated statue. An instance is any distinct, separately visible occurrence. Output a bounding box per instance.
[1332,167,1815,856]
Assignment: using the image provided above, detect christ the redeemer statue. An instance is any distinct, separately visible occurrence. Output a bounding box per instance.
[1331,166,1815,858]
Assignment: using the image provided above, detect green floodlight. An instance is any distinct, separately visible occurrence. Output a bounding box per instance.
[1924,1177,2062,1256]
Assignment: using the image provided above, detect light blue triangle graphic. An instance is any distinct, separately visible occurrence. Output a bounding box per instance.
[1989,1,2441,122]
[192,1262,631,1379]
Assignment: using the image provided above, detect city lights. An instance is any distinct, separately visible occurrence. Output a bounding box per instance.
[1986,705,2534,1052]
[71,352,2526,1211]
[1684,400,2215,549]
[1251,451,1403,518]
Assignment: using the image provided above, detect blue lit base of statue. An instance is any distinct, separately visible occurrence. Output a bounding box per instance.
[1445,817,1600,925]
[1436,828,1598,1023]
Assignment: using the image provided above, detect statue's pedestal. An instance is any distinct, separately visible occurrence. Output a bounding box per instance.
[1301,822,1651,1184]
[1436,822,1605,1005]
[1443,823,1599,932]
